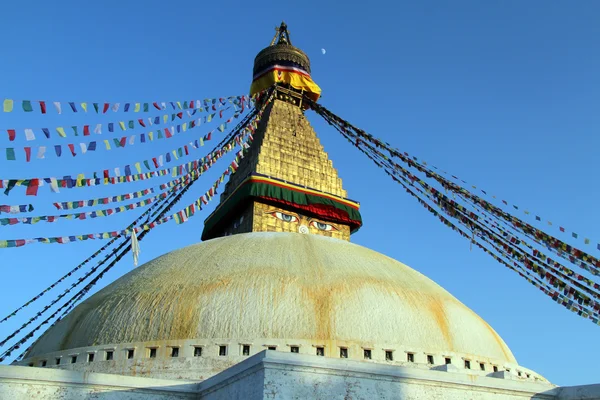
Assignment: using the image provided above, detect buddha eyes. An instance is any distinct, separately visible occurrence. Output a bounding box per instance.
[271,211,298,223]
[267,211,337,231]
[310,221,337,231]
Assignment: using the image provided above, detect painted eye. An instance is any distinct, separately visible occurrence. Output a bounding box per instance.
[310,221,337,231]
[272,211,298,223]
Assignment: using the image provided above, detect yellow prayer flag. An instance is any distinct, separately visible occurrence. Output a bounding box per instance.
[172,150,179,160]
[149,131,154,141]
[172,167,177,177]
[56,127,67,137]
[163,115,168,124]
[176,101,182,109]
[119,121,126,130]
[134,103,140,112]
[3,99,14,112]
[104,140,111,150]
[81,102,88,112]
[182,123,187,132]
[135,162,141,173]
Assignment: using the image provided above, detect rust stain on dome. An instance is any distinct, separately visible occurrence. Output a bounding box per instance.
[26,233,516,364]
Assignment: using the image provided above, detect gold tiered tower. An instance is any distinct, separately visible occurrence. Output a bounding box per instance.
[202,22,362,241]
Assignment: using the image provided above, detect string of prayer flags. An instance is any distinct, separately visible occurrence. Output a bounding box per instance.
[0,95,250,115]
[352,130,600,323]
[0,112,253,196]
[0,193,171,227]
[54,188,154,210]
[372,139,596,253]
[0,94,268,362]
[310,99,600,275]
[311,99,600,325]
[0,145,252,249]
[0,173,191,325]
[0,109,238,162]
[1,107,230,142]
[0,204,34,214]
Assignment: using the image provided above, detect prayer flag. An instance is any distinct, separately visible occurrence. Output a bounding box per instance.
[22,100,33,112]
[3,99,14,112]
[39,101,46,114]
[53,102,62,114]
[7,129,16,141]
[6,148,15,161]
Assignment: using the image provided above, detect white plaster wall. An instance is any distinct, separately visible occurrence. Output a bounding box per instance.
[3,352,599,400]
[197,351,562,400]
[0,365,199,400]
[17,336,546,383]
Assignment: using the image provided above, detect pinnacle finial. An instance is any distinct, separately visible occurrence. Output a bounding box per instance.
[269,21,292,46]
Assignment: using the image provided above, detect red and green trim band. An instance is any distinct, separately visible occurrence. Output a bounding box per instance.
[202,174,362,240]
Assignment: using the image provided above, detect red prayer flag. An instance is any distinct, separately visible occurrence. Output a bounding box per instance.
[103,103,110,113]
[560,227,565,232]
[7,130,15,141]
[39,101,47,114]
[103,170,109,179]
[83,125,90,136]
[26,179,40,196]
[152,158,159,168]
[138,119,146,127]
[220,109,224,118]
[68,144,76,156]
[153,102,161,110]
[119,137,127,147]
[24,147,31,162]
[165,128,172,138]
[184,145,189,155]
[206,132,212,141]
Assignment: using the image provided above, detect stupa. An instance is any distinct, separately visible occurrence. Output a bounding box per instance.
[4,22,596,400]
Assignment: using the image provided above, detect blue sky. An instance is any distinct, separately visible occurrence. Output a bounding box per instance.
[0,0,599,386]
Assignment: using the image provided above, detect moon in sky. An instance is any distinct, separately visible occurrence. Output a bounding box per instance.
[321,48,326,55]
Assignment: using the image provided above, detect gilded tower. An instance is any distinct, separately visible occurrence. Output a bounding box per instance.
[202,23,362,241]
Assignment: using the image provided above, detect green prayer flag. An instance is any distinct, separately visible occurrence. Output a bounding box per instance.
[6,148,15,160]
[72,126,78,136]
[178,148,183,157]
[158,131,164,139]
[128,120,134,129]
[93,103,99,113]
[22,100,33,112]
[143,160,151,170]
[143,103,149,112]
